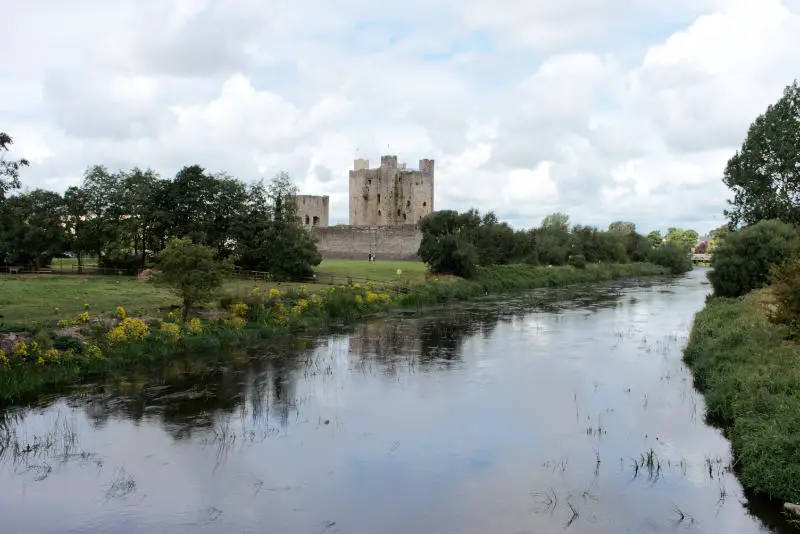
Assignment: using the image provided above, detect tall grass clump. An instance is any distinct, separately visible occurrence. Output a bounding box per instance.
[683,294,800,502]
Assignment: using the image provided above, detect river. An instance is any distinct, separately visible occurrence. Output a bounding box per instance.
[0,268,793,533]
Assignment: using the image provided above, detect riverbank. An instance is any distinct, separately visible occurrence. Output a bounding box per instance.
[0,262,671,402]
[683,291,800,503]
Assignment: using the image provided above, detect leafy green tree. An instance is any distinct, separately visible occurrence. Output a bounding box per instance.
[707,225,729,252]
[664,228,699,255]
[709,219,797,297]
[0,132,29,200]
[233,173,321,279]
[475,211,517,265]
[418,210,479,277]
[647,243,693,274]
[608,221,636,234]
[722,80,800,228]
[151,237,234,320]
[0,189,67,268]
[64,186,91,272]
[646,230,663,248]
[540,212,570,232]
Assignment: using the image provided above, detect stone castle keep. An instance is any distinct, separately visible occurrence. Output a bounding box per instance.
[294,155,434,260]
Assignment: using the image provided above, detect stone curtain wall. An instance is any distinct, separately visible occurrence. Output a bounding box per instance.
[312,224,423,261]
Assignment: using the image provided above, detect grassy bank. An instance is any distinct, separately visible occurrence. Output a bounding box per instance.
[398,262,670,306]
[0,262,671,402]
[683,292,800,503]
[0,259,420,329]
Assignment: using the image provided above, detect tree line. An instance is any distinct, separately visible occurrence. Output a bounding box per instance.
[0,136,320,279]
[417,209,699,277]
[2,129,708,282]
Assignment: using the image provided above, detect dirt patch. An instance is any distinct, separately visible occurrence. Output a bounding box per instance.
[0,332,32,354]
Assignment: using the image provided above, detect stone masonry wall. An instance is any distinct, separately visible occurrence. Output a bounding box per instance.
[295,195,330,228]
[312,224,422,261]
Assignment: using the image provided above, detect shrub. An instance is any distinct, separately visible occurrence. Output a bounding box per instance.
[709,219,797,297]
[647,243,692,274]
[768,246,800,334]
[568,254,587,269]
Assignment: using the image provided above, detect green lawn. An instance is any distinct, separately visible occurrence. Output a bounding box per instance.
[0,259,428,329]
[316,259,427,283]
[0,275,326,329]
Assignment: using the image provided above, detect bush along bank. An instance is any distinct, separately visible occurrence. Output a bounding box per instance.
[683,293,800,503]
[0,262,672,402]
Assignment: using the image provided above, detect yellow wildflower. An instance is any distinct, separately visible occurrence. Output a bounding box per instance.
[187,317,202,334]
[115,306,127,320]
[86,345,103,360]
[106,326,127,344]
[74,311,90,325]
[12,342,28,359]
[269,288,281,299]
[290,298,309,315]
[44,349,60,363]
[123,318,148,340]
[160,322,182,343]
[355,294,363,304]
[230,302,249,318]
[0,350,9,367]
[226,316,246,329]
[366,292,380,304]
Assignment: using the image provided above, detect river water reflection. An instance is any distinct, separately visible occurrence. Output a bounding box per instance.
[0,268,793,533]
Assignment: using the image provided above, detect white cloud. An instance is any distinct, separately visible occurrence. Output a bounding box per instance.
[1,0,799,234]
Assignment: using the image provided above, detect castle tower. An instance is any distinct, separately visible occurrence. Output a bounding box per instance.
[348,155,434,226]
[295,195,330,228]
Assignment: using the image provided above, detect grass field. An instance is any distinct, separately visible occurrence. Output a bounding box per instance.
[0,259,428,329]
[316,259,427,282]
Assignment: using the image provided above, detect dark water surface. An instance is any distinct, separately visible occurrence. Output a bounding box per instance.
[0,268,794,533]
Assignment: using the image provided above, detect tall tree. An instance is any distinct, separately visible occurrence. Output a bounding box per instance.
[646,230,663,248]
[0,189,67,268]
[0,132,29,200]
[608,221,636,234]
[233,173,321,279]
[540,212,570,232]
[722,80,800,228]
[64,186,90,272]
[664,227,699,255]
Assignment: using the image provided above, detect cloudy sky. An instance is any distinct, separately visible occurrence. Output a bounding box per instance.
[2,0,799,233]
